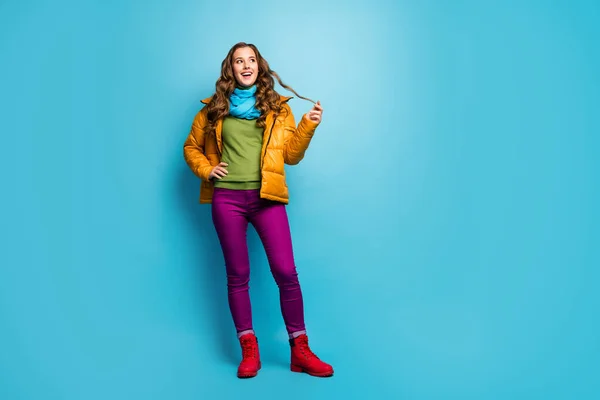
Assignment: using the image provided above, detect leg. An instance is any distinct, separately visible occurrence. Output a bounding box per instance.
[248,197,306,335]
[247,194,333,378]
[211,188,253,334]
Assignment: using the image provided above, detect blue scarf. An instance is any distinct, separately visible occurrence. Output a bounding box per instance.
[229,85,261,119]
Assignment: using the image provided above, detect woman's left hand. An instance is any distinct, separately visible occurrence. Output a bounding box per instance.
[306,101,323,124]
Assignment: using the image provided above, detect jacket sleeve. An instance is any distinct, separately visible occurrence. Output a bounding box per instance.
[183,109,214,181]
[282,103,319,165]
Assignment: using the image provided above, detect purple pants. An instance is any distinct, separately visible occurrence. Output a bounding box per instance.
[211,187,306,335]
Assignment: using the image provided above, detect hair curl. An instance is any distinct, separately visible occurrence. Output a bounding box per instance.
[204,42,314,137]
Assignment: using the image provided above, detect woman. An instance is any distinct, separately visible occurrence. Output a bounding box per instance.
[183,42,333,379]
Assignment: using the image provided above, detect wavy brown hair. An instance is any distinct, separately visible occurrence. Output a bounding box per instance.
[204,42,314,137]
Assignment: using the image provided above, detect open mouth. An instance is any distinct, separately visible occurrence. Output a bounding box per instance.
[241,72,252,78]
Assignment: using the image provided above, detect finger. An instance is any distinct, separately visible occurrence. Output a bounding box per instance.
[212,168,226,178]
[314,102,323,112]
[218,162,229,167]
[217,168,228,176]
[305,113,319,121]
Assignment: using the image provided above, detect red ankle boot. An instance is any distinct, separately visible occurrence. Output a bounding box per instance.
[289,334,334,377]
[237,333,261,378]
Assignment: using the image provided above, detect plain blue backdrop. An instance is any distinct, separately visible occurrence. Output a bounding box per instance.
[1,0,598,399]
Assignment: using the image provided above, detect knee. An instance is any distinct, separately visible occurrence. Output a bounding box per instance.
[227,269,250,289]
[272,265,299,287]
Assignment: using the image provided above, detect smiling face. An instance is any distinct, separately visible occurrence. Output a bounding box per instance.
[232,46,259,88]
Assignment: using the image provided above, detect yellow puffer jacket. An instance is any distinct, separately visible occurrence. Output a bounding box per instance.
[183,95,318,204]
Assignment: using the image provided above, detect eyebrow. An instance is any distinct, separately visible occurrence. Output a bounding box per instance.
[234,56,256,61]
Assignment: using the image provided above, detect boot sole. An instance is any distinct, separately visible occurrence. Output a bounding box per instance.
[238,373,258,379]
[238,362,261,378]
[291,364,334,377]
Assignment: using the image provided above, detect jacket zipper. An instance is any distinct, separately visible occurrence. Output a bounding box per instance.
[260,117,277,169]
[258,98,291,168]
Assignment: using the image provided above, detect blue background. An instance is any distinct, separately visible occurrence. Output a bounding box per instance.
[1,0,598,399]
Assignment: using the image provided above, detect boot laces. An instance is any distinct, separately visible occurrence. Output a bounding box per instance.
[297,336,319,360]
[241,337,257,359]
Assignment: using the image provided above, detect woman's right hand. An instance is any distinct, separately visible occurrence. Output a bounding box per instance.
[209,162,229,180]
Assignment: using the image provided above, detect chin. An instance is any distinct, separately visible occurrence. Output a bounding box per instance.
[237,77,257,87]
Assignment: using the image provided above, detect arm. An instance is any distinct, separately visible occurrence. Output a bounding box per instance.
[183,109,214,181]
[282,103,320,165]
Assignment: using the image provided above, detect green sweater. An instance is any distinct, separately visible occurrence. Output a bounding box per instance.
[214,116,264,189]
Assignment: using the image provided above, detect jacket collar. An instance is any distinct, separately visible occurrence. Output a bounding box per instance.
[200,94,293,105]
